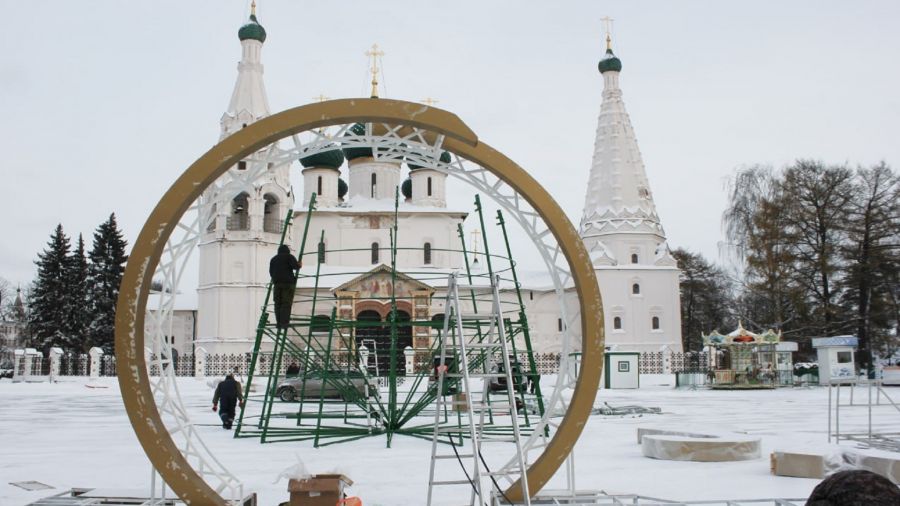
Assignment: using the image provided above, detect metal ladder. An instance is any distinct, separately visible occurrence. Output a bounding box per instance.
[426,272,531,506]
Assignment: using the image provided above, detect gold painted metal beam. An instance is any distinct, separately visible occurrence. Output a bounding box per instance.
[115,98,603,505]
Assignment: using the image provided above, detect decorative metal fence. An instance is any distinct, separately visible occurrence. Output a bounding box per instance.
[174,354,195,376]
[206,353,251,377]
[28,355,43,376]
[8,350,720,378]
[529,352,562,374]
[672,352,709,373]
[101,355,116,376]
[639,352,664,374]
[58,353,90,376]
[637,351,711,374]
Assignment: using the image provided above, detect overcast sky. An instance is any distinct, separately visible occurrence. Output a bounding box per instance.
[1,0,898,288]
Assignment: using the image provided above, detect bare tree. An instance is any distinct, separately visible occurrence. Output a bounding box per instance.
[0,276,12,320]
[723,166,803,333]
[724,162,899,364]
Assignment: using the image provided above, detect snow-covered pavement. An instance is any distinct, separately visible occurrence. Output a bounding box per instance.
[2,375,898,505]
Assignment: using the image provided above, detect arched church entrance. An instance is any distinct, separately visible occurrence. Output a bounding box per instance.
[394,310,412,375]
[355,310,383,376]
[354,308,414,376]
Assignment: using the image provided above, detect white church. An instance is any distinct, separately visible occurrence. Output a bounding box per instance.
[189,7,682,358]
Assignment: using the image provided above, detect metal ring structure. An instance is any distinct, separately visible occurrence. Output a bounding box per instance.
[115,98,604,505]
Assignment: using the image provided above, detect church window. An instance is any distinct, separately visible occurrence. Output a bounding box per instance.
[371,173,377,198]
[318,240,326,264]
[371,242,379,264]
[631,253,638,264]
[238,161,247,171]
[652,316,660,330]
[558,318,563,332]
[613,316,622,330]
[529,291,533,301]
[263,194,280,233]
[317,176,323,196]
[424,242,432,265]
[263,194,277,214]
[311,315,331,333]
[431,314,446,334]
[427,177,433,197]
[632,283,640,295]
[228,192,250,231]
[206,203,217,232]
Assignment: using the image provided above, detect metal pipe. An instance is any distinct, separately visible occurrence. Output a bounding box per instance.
[827,383,832,443]
[835,382,840,444]
[868,377,873,443]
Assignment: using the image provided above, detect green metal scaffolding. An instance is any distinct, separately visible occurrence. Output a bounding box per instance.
[233,190,545,447]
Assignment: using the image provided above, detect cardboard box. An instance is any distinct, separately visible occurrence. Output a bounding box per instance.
[453,392,468,412]
[288,474,353,506]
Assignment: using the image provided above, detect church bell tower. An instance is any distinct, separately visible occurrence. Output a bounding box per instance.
[196,2,294,354]
[579,26,683,352]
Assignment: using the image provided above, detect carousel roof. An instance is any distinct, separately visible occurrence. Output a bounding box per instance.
[703,322,782,345]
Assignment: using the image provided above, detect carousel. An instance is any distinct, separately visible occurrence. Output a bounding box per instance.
[703,323,794,389]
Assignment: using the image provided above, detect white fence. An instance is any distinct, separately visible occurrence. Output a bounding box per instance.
[5,349,717,379]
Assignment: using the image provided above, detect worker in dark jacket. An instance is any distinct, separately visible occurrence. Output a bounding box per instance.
[212,374,244,429]
[269,244,300,330]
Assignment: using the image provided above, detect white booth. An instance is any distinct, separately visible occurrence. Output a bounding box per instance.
[882,365,900,386]
[604,351,640,389]
[812,336,858,385]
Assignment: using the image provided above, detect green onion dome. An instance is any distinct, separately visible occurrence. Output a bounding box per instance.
[401,178,412,199]
[342,123,373,161]
[300,146,344,169]
[408,150,451,171]
[338,178,348,199]
[597,48,622,73]
[238,14,267,43]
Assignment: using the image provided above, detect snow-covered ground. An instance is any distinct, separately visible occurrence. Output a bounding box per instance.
[1,375,898,505]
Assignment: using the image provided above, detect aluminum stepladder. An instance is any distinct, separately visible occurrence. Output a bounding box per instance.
[426,272,531,506]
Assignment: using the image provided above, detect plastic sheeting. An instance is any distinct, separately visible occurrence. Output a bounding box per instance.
[641,434,761,462]
[772,448,900,484]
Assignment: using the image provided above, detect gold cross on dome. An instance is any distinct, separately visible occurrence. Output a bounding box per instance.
[365,44,385,98]
[251,0,257,16]
[601,16,614,49]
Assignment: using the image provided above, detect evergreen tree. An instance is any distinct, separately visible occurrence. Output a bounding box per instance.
[841,163,900,370]
[27,224,72,352]
[672,248,735,351]
[66,234,91,352]
[87,214,128,353]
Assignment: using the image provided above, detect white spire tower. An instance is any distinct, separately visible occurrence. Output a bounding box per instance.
[579,22,683,352]
[220,0,270,139]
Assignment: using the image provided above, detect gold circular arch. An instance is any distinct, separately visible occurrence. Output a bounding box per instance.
[115,98,604,505]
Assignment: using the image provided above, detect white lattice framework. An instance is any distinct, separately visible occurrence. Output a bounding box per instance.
[149,122,582,501]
